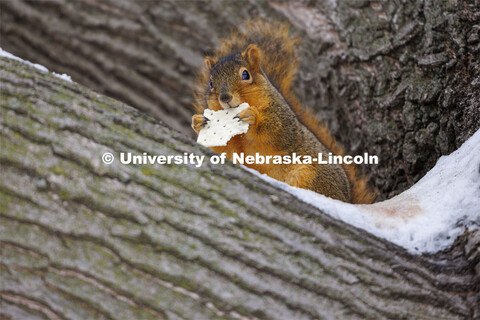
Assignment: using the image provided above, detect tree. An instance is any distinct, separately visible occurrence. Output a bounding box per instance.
[1,0,480,318]
[1,56,479,320]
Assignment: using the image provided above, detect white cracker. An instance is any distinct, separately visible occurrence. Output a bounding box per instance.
[197,103,250,147]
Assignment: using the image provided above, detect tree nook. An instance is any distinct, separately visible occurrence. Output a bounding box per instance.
[1,0,479,318]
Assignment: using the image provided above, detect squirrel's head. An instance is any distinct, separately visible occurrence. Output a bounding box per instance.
[204,44,265,110]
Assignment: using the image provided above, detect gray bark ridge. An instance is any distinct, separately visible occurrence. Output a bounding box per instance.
[1,58,479,319]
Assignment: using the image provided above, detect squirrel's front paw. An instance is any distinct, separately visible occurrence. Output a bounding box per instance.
[234,106,258,125]
[192,114,209,134]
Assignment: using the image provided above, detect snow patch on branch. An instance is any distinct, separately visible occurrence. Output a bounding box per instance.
[0,48,72,82]
[246,129,480,254]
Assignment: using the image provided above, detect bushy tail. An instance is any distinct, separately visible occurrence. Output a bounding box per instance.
[196,19,376,204]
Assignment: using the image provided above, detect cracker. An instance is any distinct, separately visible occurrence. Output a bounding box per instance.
[197,103,250,147]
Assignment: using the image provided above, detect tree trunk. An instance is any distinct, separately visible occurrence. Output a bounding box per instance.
[1,0,479,201]
[1,58,479,320]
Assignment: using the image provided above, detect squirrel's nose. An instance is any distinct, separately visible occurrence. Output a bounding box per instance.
[219,93,233,104]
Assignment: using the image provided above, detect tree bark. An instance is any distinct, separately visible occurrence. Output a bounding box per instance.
[1,58,479,320]
[0,0,479,201]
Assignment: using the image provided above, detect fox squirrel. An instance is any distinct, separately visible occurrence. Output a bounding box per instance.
[192,20,375,204]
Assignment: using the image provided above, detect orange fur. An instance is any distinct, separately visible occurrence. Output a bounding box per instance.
[193,19,376,204]
[289,104,376,204]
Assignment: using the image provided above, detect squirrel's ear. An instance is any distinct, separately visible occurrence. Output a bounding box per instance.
[242,44,261,73]
[204,56,216,71]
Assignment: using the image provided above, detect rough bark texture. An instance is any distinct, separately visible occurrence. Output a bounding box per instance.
[1,58,480,320]
[1,0,479,201]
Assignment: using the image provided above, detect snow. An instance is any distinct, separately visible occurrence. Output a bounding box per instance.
[245,128,480,254]
[0,48,72,82]
[51,72,73,82]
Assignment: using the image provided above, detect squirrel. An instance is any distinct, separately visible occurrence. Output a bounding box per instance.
[192,20,375,204]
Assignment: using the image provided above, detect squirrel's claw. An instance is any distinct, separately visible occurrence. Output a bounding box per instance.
[235,106,258,125]
[192,114,209,134]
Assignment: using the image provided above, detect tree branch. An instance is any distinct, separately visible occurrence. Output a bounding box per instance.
[1,58,478,319]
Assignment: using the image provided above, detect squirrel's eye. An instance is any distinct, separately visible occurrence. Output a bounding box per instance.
[209,80,213,89]
[242,70,250,81]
